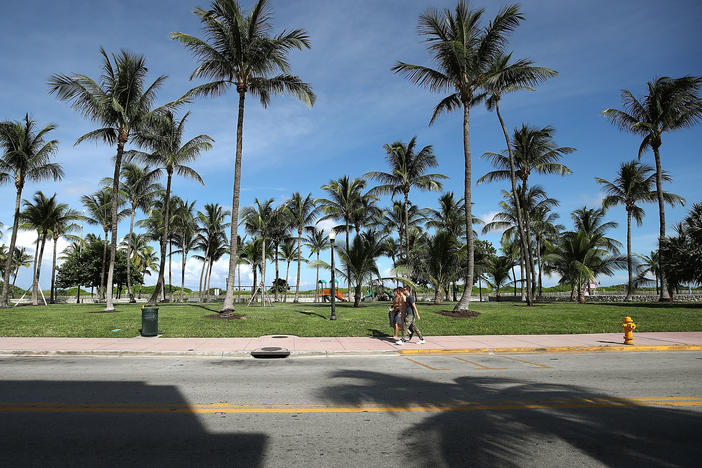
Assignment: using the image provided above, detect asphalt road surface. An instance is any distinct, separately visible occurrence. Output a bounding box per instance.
[1,351,701,467]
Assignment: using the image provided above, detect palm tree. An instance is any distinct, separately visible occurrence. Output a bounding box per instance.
[10,247,32,298]
[483,53,557,305]
[133,245,159,299]
[279,238,298,303]
[128,111,211,305]
[241,199,275,306]
[267,205,291,303]
[0,115,62,307]
[49,48,175,312]
[485,256,515,301]
[417,231,460,304]
[570,206,622,255]
[365,137,447,261]
[480,124,575,301]
[636,251,660,295]
[195,204,230,301]
[20,192,59,305]
[349,191,383,235]
[317,176,366,302]
[393,1,524,313]
[423,192,465,238]
[530,204,563,296]
[382,200,424,258]
[48,205,82,303]
[336,230,385,307]
[172,0,316,314]
[602,76,702,300]
[172,199,197,302]
[286,193,318,303]
[303,227,328,303]
[595,161,683,299]
[119,163,161,302]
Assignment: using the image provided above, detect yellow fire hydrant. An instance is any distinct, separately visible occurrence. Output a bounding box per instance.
[622,316,636,345]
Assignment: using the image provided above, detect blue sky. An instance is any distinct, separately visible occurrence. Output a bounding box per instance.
[1,0,701,292]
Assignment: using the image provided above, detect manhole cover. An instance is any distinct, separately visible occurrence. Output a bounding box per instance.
[251,347,290,359]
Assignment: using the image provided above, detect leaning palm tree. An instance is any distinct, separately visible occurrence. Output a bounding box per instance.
[316,176,366,302]
[602,75,702,300]
[483,53,557,305]
[596,161,683,300]
[0,115,63,307]
[49,48,175,312]
[393,1,524,313]
[20,192,59,305]
[286,193,318,303]
[172,0,315,314]
[128,111,211,306]
[303,227,329,303]
[119,163,161,302]
[365,137,447,261]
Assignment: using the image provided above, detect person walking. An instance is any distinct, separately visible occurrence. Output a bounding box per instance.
[402,286,425,344]
[391,287,405,345]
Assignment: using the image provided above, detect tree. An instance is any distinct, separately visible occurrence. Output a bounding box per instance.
[570,206,622,255]
[267,205,291,303]
[393,1,523,313]
[0,115,62,307]
[286,193,318,303]
[659,203,702,298]
[172,0,315,314]
[317,176,366,302]
[336,230,385,307]
[365,137,447,262]
[172,199,197,302]
[119,163,161,301]
[602,76,702,300]
[479,124,575,302]
[416,231,460,304]
[595,161,683,299]
[9,247,32,298]
[482,53,557,305]
[485,256,515,301]
[48,203,82,303]
[49,48,174,312]
[195,204,230,301]
[279,238,298,303]
[303,227,328,303]
[129,111,211,305]
[241,199,275,306]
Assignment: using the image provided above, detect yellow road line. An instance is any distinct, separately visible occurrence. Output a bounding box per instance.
[498,355,552,369]
[2,397,700,414]
[453,357,506,369]
[403,357,448,371]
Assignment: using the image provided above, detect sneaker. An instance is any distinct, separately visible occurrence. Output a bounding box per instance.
[418,339,426,344]
[395,340,403,345]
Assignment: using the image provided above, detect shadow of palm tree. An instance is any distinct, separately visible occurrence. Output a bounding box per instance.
[296,310,328,320]
[318,370,702,466]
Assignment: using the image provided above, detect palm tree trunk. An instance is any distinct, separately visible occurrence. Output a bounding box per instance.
[273,242,279,302]
[203,258,210,302]
[126,206,136,302]
[434,285,442,305]
[1,184,24,307]
[512,266,517,296]
[31,233,40,306]
[237,262,241,304]
[104,135,126,312]
[147,172,172,306]
[294,231,303,302]
[261,239,266,307]
[285,260,291,303]
[652,145,670,301]
[521,186,537,302]
[454,103,474,313]
[180,245,186,303]
[99,230,108,300]
[198,245,209,300]
[314,252,319,303]
[536,238,543,297]
[50,232,58,304]
[168,238,173,302]
[403,191,410,263]
[495,103,532,305]
[33,233,48,306]
[345,222,351,303]
[206,260,214,302]
[519,248,526,301]
[221,90,246,313]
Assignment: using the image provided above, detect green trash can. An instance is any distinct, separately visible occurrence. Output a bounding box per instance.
[141,306,159,337]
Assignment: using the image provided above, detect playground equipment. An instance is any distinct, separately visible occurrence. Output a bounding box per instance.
[318,288,348,302]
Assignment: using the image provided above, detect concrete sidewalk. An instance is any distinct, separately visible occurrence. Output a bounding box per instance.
[1,332,702,357]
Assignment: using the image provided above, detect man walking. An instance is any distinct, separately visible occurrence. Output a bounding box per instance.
[402,286,425,344]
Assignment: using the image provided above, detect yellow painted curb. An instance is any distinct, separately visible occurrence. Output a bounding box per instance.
[399,345,702,355]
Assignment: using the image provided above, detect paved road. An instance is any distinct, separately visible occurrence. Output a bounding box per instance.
[1,352,701,467]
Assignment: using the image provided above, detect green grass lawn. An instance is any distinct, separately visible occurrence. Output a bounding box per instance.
[1,301,701,338]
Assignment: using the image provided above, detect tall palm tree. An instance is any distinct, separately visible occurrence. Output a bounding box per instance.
[0,115,62,307]
[416,231,460,304]
[365,137,447,261]
[241,199,275,306]
[129,111,211,305]
[172,0,315,314]
[48,205,82,303]
[337,230,385,307]
[317,176,366,302]
[49,48,174,312]
[602,76,702,300]
[20,192,59,305]
[423,192,465,239]
[570,206,622,255]
[595,161,683,299]
[485,256,515,301]
[286,193,318,303]
[349,191,383,235]
[267,205,291,303]
[483,53,557,305]
[279,238,298,303]
[382,200,424,257]
[119,163,161,302]
[133,244,159,299]
[304,227,329,303]
[530,204,563,296]
[393,1,523,313]
[195,204,230,301]
[172,199,197,302]
[480,124,575,301]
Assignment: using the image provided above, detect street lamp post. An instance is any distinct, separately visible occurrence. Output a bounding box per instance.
[329,230,337,320]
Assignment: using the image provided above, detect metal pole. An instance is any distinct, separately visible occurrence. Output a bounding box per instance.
[330,238,336,320]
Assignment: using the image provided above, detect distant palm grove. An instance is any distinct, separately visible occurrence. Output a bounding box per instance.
[1,0,701,313]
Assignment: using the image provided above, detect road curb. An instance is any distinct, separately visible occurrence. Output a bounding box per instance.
[399,345,702,355]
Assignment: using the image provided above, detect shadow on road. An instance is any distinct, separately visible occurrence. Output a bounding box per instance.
[0,380,267,467]
[319,370,702,466]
